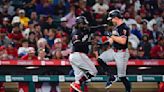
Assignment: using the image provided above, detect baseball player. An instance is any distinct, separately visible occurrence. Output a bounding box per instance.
[97,10,131,92]
[69,16,98,92]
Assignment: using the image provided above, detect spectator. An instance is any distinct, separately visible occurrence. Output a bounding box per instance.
[147,11,162,31]
[160,11,164,33]
[21,47,37,60]
[134,0,141,14]
[42,16,59,30]
[34,24,43,41]
[0,46,9,60]
[123,11,137,30]
[23,0,36,15]
[37,38,50,55]
[139,5,147,19]
[8,23,24,48]
[11,16,20,24]
[141,20,151,37]
[42,29,49,38]
[52,38,62,51]
[35,0,54,15]
[81,3,97,26]
[37,48,49,60]
[60,32,69,50]
[6,42,18,59]
[75,0,87,16]
[46,28,57,48]
[150,37,164,59]
[131,23,142,40]
[92,0,109,14]
[135,15,142,31]
[138,35,152,59]
[150,24,162,45]
[18,9,30,28]
[11,0,25,8]
[137,45,145,59]
[28,32,37,49]
[52,49,63,60]
[61,5,76,29]
[18,39,29,57]
[1,17,12,33]
[23,22,35,39]
[128,33,140,49]
[142,4,152,20]
[54,0,67,17]
[29,11,39,25]
[0,28,11,47]
[86,0,96,7]
[38,15,47,27]
[0,0,15,16]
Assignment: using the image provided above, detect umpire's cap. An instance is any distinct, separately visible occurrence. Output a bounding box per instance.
[76,16,89,24]
[107,10,122,20]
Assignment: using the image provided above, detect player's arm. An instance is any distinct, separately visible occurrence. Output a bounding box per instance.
[111,35,127,45]
[110,29,128,45]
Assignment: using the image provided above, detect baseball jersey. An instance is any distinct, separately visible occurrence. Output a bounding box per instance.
[71,28,91,54]
[113,23,129,49]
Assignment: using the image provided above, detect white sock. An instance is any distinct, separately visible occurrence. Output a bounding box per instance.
[75,71,84,84]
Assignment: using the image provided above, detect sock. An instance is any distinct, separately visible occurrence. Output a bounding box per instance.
[79,72,94,84]
[120,77,131,92]
[97,58,114,81]
[79,76,88,84]
[85,72,94,79]
[75,71,84,84]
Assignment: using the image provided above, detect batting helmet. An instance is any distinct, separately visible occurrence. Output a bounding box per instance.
[107,10,122,20]
[76,16,89,24]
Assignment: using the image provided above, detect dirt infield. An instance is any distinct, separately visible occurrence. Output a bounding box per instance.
[60,82,159,92]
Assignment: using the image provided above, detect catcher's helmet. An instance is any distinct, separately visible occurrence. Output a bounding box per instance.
[76,16,89,24]
[107,10,122,20]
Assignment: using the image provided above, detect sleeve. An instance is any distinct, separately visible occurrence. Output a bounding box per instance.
[121,26,130,38]
[72,34,89,48]
[72,35,81,44]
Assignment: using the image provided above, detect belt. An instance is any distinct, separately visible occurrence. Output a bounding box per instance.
[113,48,126,52]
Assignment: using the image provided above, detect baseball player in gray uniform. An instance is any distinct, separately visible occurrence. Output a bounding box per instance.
[69,16,98,92]
[97,10,131,92]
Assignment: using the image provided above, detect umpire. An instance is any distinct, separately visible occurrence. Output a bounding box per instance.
[97,10,131,92]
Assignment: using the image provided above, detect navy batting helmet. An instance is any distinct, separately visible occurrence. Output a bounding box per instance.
[76,16,89,24]
[107,10,122,20]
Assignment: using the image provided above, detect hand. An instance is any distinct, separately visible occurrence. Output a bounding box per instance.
[108,37,113,44]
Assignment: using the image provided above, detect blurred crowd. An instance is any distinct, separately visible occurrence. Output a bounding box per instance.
[0,0,163,60]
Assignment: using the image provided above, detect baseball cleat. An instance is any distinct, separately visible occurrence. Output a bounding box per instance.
[105,76,117,89]
[70,82,82,92]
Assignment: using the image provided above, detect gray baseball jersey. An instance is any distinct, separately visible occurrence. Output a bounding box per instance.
[99,23,130,77]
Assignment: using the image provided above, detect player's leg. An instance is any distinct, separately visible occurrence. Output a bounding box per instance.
[69,53,84,92]
[97,49,114,75]
[77,53,98,82]
[72,53,97,83]
[69,52,97,92]
[97,49,116,88]
[114,49,131,92]
[70,53,97,92]
[70,65,84,92]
